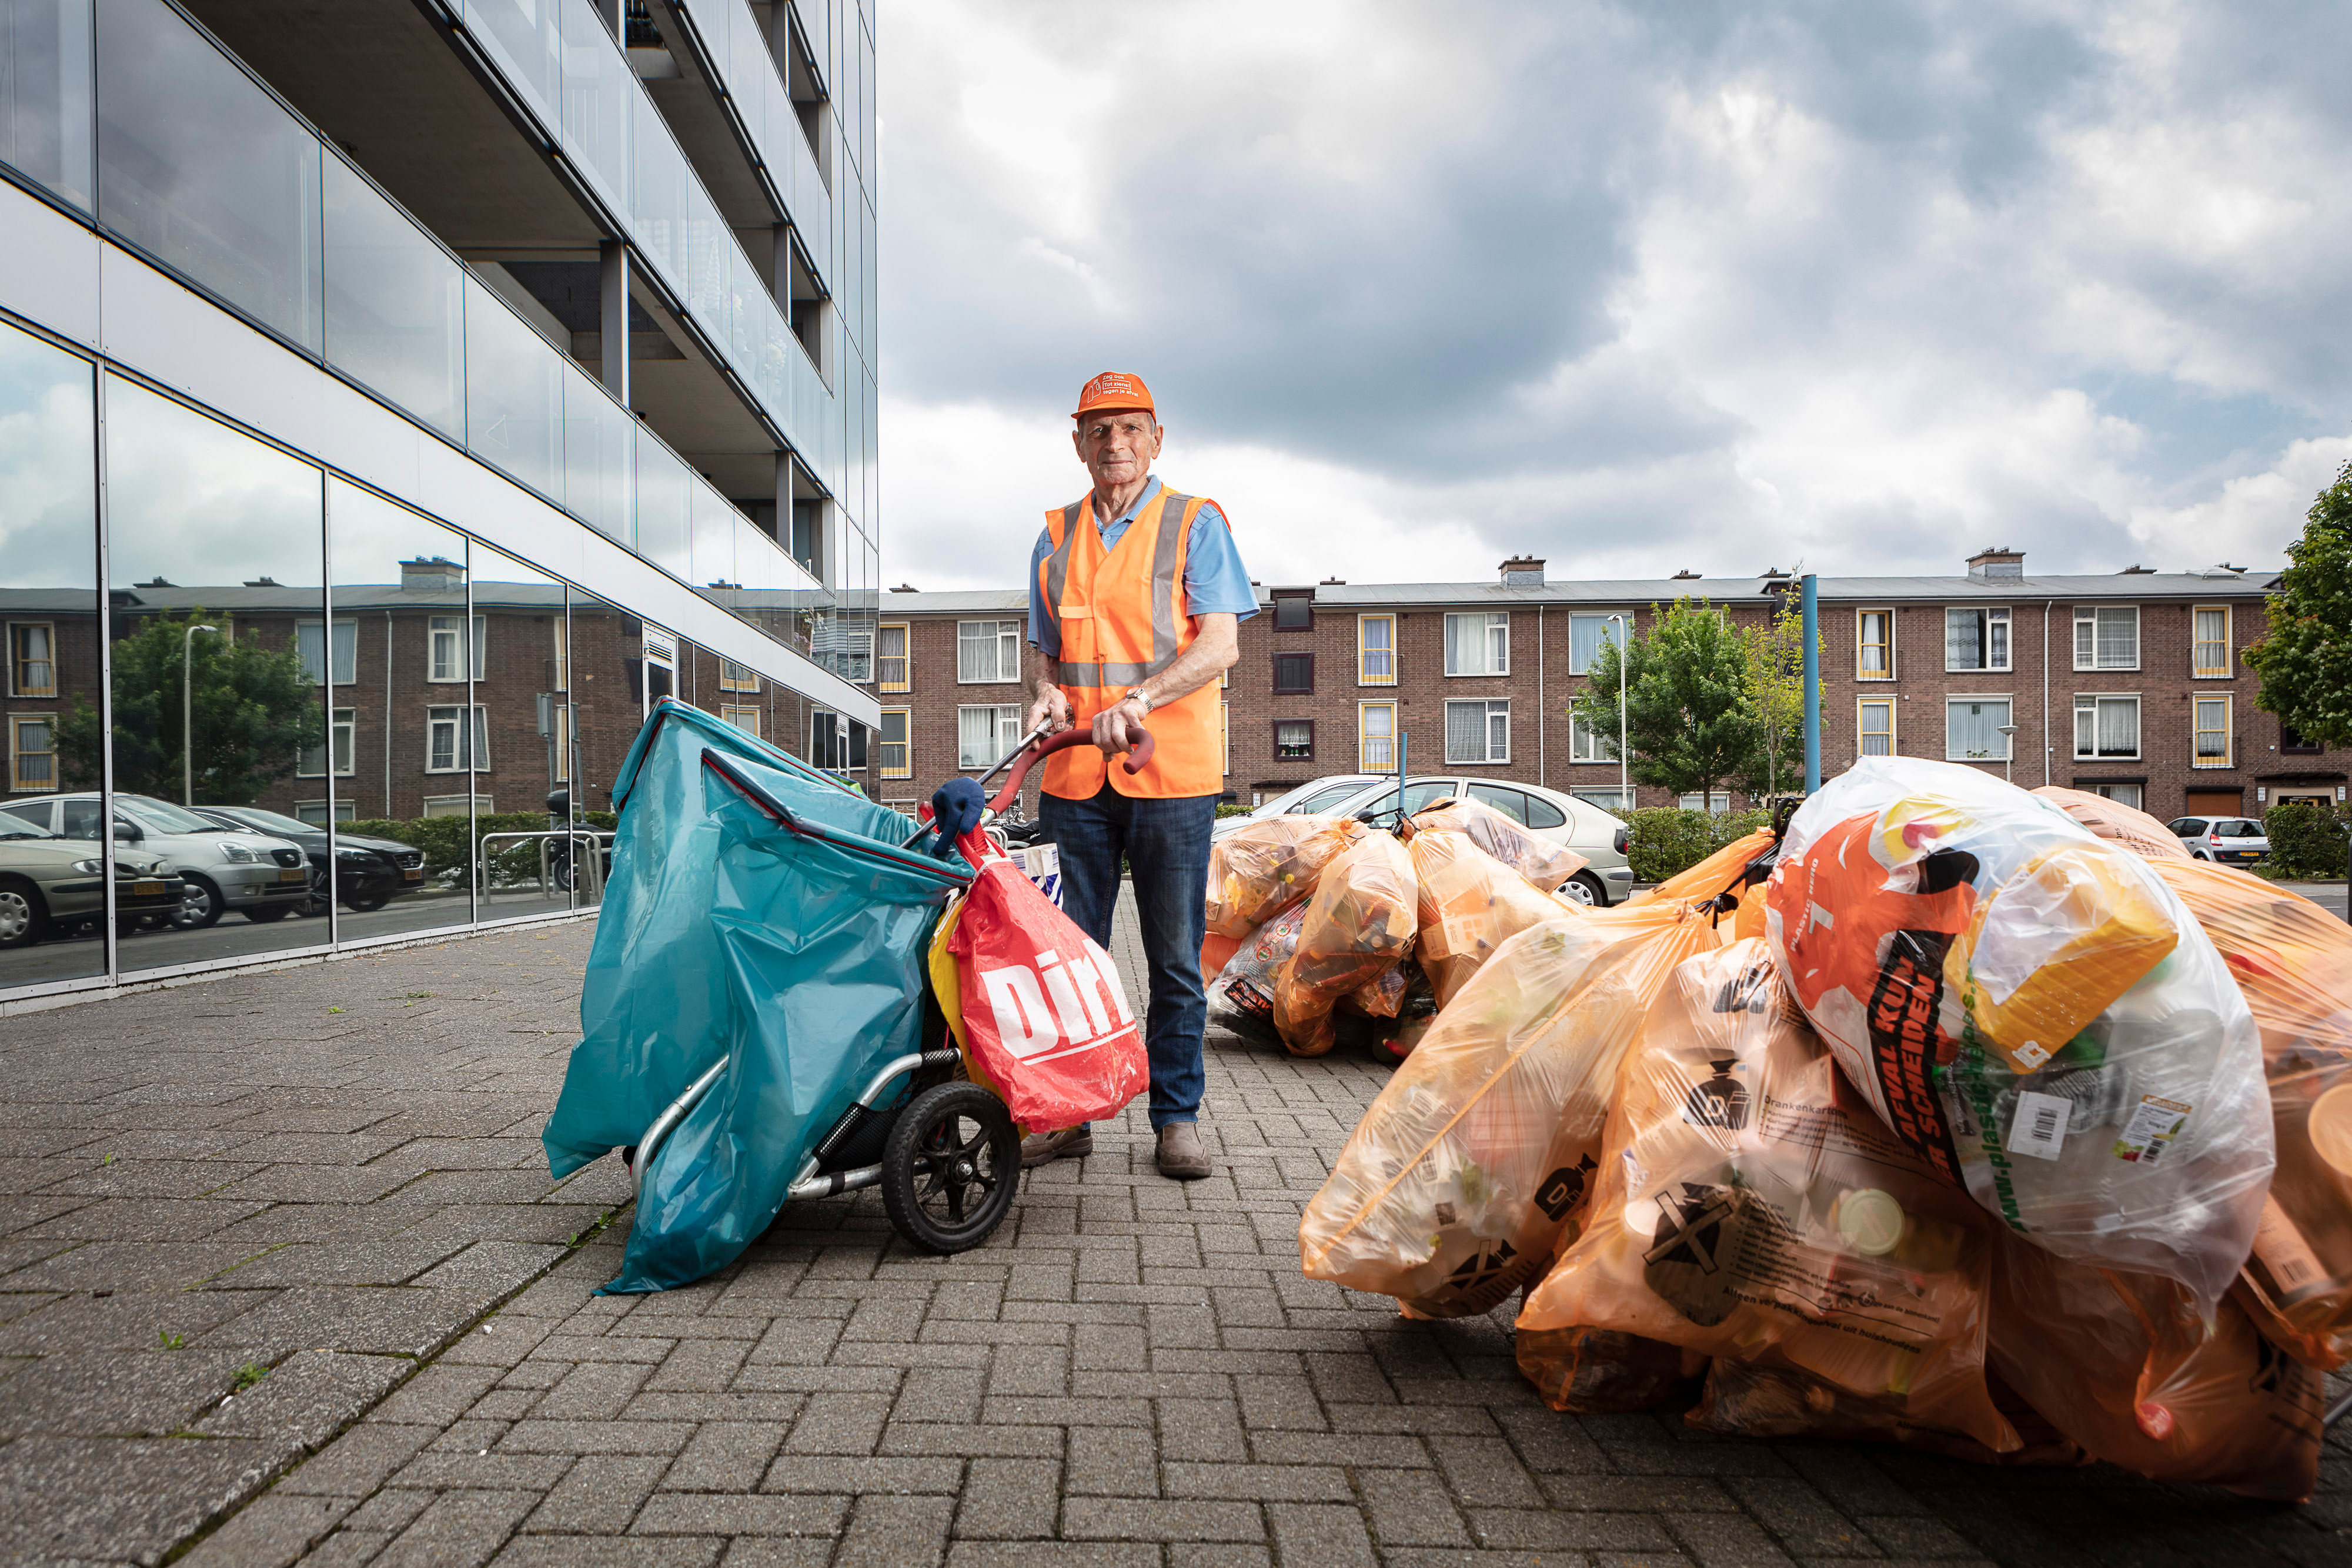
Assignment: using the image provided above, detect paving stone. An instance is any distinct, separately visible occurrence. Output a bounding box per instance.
[954,1457,1059,1539]
[1267,1502,1378,1567]
[1063,1496,1267,1542]
[522,1453,670,1534]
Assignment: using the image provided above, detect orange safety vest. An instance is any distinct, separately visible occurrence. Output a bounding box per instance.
[1036,485,1225,800]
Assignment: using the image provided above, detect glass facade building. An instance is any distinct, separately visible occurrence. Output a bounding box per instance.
[0,0,880,1005]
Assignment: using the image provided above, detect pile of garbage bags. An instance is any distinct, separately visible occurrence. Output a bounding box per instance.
[1268,758,2338,1500]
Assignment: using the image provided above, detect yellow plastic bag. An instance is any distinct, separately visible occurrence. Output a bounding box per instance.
[1519,940,2018,1456]
[1298,902,1718,1316]
[1204,815,1367,938]
[1272,833,1418,1058]
[1405,795,1588,893]
[1408,827,1573,1008]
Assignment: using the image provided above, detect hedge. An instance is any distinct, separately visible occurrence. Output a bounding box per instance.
[343,810,620,890]
[2261,801,2352,880]
[1624,807,1770,884]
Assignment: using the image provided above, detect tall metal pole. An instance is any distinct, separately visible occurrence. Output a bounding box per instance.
[1800,576,1821,793]
[1608,614,1628,811]
[182,623,219,806]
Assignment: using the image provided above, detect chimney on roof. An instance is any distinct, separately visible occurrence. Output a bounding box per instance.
[2119,564,2156,574]
[1758,566,1789,580]
[242,576,280,587]
[1321,577,1345,585]
[1967,547,2024,580]
[1672,569,1702,580]
[1499,556,1545,587]
[400,556,466,592]
[889,583,917,593]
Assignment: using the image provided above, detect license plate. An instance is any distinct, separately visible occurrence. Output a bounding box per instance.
[132,880,165,896]
[402,868,423,881]
[277,868,306,882]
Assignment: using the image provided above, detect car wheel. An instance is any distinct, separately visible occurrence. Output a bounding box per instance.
[0,877,46,950]
[242,905,295,923]
[1560,871,1606,907]
[172,875,225,930]
[345,891,391,913]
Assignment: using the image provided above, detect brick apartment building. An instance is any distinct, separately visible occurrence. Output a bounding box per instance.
[861,549,2325,825]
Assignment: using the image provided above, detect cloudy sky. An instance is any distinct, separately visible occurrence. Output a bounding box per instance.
[873,0,2352,594]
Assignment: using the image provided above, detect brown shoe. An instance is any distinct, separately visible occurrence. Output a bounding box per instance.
[1156,1122,1211,1180]
[1021,1126,1093,1167]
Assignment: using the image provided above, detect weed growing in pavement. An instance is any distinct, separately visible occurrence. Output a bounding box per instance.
[158,1330,184,1349]
[326,1007,344,1014]
[232,1363,267,1392]
[100,1154,114,1166]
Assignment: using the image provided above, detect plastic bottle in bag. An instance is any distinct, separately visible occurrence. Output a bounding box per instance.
[1204,815,1368,938]
[1272,833,1418,1058]
[1206,900,1309,1047]
[1763,758,2273,1314]
[1518,939,2020,1456]
[1404,795,1588,893]
[1408,826,1576,1008]
[1298,902,1719,1316]
[1987,1231,2323,1502]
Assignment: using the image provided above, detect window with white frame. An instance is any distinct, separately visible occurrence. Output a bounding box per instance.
[426,704,489,771]
[1946,698,2013,761]
[2092,783,2144,811]
[422,793,492,818]
[2074,694,2140,760]
[1856,610,1892,680]
[2073,606,2139,671]
[2195,695,2231,768]
[9,714,56,793]
[293,798,356,825]
[1678,791,1732,813]
[1945,606,2009,671]
[720,704,762,737]
[957,704,1024,768]
[1568,614,1618,676]
[1568,710,1612,763]
[956,620,1022,684]
[428,615,484,682]
[1444,698,1509,763]
[1572,788,1632,814]
[1357,614,1395,686]
[1359,702,1396,771]
[8,623,56,697]
[2194,607,2231,678]
[1857,697,1894,758]
[1442,611,1509,676]
[879,708,910,778]
[298,708,356,777]
[877,624,909,692]
[296,619,356,686]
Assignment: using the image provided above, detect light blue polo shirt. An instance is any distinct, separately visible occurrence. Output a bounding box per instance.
[1027,476,1259,657]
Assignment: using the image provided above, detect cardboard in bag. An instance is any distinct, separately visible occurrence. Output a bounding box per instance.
[1205,900,1309,1047]
[1404,795,1588,894]
[1297,902,1718,1316]
[1519,940,2019,1456]
[1204,815,1368,938]
[1273,833,1418,1058]
[1763,757,2273,1315]
[1408,827,1575,1008]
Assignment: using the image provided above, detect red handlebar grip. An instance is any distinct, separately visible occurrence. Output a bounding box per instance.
[987,722,1156,813]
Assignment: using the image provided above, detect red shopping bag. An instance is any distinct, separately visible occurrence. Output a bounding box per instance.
[942,834,1148,1132]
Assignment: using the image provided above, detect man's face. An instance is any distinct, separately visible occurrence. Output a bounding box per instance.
[1073,410,1162,492]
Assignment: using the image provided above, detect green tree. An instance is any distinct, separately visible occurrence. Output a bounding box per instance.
[1571,597,1759,802]
[1738,594,1819,801]
[55,611,317,804]
[2247,460,2352,746]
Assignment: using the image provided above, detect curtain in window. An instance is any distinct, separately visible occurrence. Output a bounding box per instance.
[1568,615,1612,675]
[1945,610,1980,670]
[1359,617,1394,683]
[1444,612,1506,676]
[1359,706,1394,769]
[1949,700,2008,758]
[1857,612,1889,677]
[2195,610,2227,674]
[2096,607,2136,667]
[1275,721,1311,758]
[1444,701,1484,761]
[1488,704,1509,760]
[958,706,1011,768]
[2196,698,2227,761]
[1860,703,1892,756]
[2098,697,2137,755]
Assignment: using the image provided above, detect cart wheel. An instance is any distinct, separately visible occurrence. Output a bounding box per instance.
[881,1081,1018,1254]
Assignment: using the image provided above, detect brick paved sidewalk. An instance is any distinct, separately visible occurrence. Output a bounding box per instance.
[4,907,2350,1566]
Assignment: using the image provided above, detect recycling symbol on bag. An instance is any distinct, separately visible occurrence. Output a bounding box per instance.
[1445,1237,1519,1293]
[1535,1155,1598,1221]
[1683,1061,1751,1132]
[1645,1182,1738,1275]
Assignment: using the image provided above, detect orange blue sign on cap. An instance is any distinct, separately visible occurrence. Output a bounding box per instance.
[1073,372,1155,419]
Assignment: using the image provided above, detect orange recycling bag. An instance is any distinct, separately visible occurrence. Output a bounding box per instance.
[1204,815,1367,938]
[1408,827,1573,1008]
[1272,833,1417,1058]
[1298,902,1718,1316]
[1404,795,1588,893]
[1764,757,2272,1314]
[2032,785,2193,862]
[1631,827,1779,910]
[1205,900,1309,1047]
[1987,1232,2323,1501]
[1515,1325,1705,1414]
[1519,940,2018,1456]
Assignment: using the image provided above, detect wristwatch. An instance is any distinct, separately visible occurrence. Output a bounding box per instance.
[1127,688,1154,718]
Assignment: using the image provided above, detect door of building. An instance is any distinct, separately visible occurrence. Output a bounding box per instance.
[641,624,677,718]
[2184,788,2244,817]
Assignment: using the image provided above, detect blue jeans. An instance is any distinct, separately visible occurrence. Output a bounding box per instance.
[1039,785,1217,1132]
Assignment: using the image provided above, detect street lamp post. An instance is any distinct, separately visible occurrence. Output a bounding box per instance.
[1606,614,1629,812]
[183,623,219,806]
[1997,722,2020,786]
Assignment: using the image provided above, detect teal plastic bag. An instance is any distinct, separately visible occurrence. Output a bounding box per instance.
[542,700,970,1292]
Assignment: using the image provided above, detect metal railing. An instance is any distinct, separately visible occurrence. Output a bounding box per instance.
[477,829,616,903]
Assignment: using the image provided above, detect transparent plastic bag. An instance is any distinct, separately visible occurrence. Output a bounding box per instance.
[1988,1232,2323,1502]
[1764,758,2272,1313]
[1273,833,1418,1058]
[1519,940,2018,1456]
[1408,826,1574,1008]
[1630,827,1778,910]
[1206,900,1308,1047]
[2033,785,2194,862]
[1298,902,1718,1316]
[1515,1325,1705,1414]
[1204,815,1368,938]
[1405,795,1587,893]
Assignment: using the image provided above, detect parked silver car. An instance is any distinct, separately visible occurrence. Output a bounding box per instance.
[1298,774,1634,905]
[1211,774,1386,841]
[0,793,311,928]
[2167,815,2269,867]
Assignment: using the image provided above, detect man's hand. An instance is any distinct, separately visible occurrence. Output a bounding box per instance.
[1024,684,1073,736]
[1091,697,1149,757]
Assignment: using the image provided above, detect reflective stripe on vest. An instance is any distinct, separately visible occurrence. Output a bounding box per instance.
[1039,488,1192,687]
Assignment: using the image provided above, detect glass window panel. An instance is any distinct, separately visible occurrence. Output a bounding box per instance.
[1857,610,1891,678]
[2196,697,2230,765]
[470,545,566,918]
[561,359,633,543]
[1357,614,1394,685]
[1859,699,1893,757]
[690,479,739,589]
[634,427,692,579]
[2194,607,2230,677]
[957,704,1020,770]
[629,90,690,291]
[1947,699,2011,760]
[556,0,629,208]
[1443,611,1508,676]
[96,0,322,352]
[0,0,93,211]
[563,590,627,815]
[464,274,563,500]
[876,623,908,691]
[320,155,463,439]
[465,0,560,129]
[1358,703,1394,771]
[1567,613,1615,676]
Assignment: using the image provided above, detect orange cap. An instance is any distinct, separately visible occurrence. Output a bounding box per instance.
[1073,371,1155,419]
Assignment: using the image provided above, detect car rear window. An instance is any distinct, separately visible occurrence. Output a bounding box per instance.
[1289,783,1364,815]
[2173,819,2206,835]
[1467,784,1529,824]
[1523,794,1567,830]
[2213,820,2264,838]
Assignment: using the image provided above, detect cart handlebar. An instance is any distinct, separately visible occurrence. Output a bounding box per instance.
[988,721,1155,813]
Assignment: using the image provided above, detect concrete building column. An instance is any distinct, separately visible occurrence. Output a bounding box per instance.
[599,240,630,407]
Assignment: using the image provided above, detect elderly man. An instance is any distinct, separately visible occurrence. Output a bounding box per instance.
[1019,372,1255,1179]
